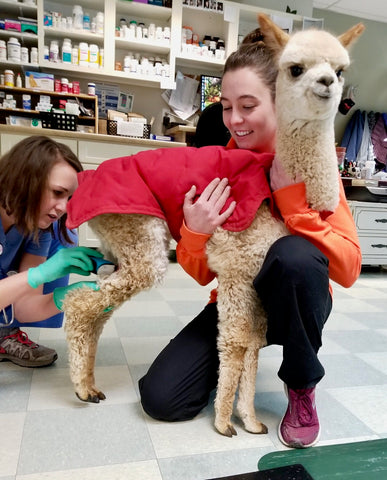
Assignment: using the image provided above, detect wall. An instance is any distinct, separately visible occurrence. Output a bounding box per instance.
[313,9,387,143]
[231,0,313,18]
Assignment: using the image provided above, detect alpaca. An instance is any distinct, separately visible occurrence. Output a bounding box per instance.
[62,14,364,438]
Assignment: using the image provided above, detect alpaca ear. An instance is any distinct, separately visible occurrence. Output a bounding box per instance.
[338,23,365,48]
[257,13,289,56]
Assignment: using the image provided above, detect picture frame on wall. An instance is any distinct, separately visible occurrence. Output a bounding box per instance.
[117,92,134,113]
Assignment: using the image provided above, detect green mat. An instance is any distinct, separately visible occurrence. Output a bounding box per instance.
[258,439,387,479]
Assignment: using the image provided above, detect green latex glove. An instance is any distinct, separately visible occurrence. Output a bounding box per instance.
[53,281,100,311]
[28,247,103,289]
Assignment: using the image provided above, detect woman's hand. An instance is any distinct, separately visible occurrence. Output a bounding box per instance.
[27,247,103,288]
[270,156,302,191]
[183,178,236,234]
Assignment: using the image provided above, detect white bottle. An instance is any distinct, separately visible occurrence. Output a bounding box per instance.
[99,48,104,68]
[89,43,99,68]
[16,73,22,88]
[71,46,79,65]
[73,5,83,30]
[49,40,59,62]
[21,46,29,63]
[30,47,38,64]
[0,40,6,61]
[95,12,104,35]
[78,42,89,66]
[62,38,72,63]
[7,37,21,62]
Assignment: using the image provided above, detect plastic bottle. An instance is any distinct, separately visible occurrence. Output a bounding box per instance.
[71,46,79,65]
[78,42,89,66]
[43,45,49,60]
[96,12,104,35]
[73,5,84,30]
[21,46,29,63]
[83,13,91,30]
[99,48,104,68]
[49,40,59,62]
[0,40,6,61]
[16,73,22,88]
[89,44,99,68]
[62,38,72,63]
[4,70,14,87]
[30,47,38,63]
[7,37,21,62]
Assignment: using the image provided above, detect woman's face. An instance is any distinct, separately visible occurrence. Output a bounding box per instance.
[38,160,79,229]
[221,67,277,152]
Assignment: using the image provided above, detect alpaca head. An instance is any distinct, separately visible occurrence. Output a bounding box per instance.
[258,14,364,123]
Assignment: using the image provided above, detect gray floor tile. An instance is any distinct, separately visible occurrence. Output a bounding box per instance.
[17,404,155,475]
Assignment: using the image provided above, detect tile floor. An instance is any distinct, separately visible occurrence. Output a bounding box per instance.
[1,262,387,480]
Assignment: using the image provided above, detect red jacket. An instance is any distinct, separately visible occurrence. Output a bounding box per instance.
[67,146,274,241]
[177,139,362,302]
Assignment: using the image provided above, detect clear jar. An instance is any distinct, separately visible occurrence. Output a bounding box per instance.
[73,5,83,30]
[7,37,21,62]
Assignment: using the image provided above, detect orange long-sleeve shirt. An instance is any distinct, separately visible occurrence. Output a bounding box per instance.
[176,150,362,303]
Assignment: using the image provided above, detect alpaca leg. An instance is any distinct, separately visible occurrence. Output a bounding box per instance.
[64,286,116,402]
[64,215,170,402]
[236,347,267,434]
[214,344,246,436]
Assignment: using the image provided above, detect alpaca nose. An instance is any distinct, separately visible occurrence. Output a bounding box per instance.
[318,76,334,87]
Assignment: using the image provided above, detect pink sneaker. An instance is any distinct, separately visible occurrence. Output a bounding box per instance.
[278,386,320,448]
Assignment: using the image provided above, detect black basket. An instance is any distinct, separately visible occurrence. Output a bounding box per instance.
[41,111,78,131]
[107,120,150,139]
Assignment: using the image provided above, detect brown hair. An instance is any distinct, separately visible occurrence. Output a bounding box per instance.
[222,28,278,101]
[0,135,82,243]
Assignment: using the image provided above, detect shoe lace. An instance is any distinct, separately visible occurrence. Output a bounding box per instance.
[6,330,38,349]
[292,389,314,425]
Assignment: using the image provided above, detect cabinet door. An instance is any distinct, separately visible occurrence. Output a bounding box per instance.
[0,132,77,155]
[78,140,157,166]
[77,140,158,246]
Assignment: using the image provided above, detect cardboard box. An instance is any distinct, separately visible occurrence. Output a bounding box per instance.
[25,72,54,91]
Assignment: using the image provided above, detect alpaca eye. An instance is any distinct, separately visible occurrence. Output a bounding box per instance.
[336,69,343,78]
[290,65,303,77]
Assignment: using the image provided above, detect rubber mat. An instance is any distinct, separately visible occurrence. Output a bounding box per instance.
[258,438,387,479]
[206,464,314,479]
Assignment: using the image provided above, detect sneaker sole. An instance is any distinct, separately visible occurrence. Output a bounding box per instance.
[0,353,58,368]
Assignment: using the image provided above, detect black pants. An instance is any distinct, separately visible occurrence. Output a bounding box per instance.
[138,236,332,421]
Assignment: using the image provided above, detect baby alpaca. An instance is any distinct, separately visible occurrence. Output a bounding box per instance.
[207,14,364,436]
[62,14,363,438]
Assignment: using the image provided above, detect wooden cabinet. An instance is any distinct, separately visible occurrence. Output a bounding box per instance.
[348,200,387,265]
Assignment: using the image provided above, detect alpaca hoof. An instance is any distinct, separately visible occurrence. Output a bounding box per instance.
[75,390,106,403]
[246,422,268,435]
[215,422,237,437]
